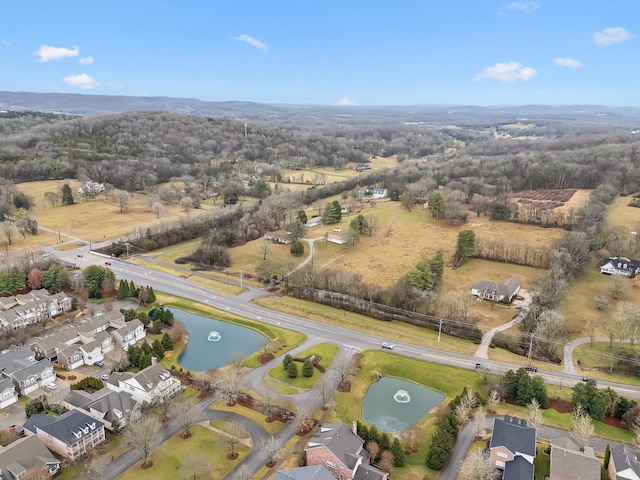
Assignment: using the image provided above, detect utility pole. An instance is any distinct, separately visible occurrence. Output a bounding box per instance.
[527,334,534,364]
[437,319,443,344]
[240,271,243,289]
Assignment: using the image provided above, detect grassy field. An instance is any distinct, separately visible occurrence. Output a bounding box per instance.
[115,425,247,480]
[267,342,339,390]
[253,295,479,355]
[608,194,640,229]
[573,342,640,387]
[13,179,213,251]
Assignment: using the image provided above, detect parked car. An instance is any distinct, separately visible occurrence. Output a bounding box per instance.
[104,261,111,266]
[45,383,57,390]
[93,361,105,367]
[101,374,110,381]
[582,376,595,382]
[10,425,24,436]
[77,254,83,257]
[524,365,538,373]
[475,363,490,371]
[381,342,394,350]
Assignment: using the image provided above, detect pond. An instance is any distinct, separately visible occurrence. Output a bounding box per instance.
[362,377,444,432]
[169,308,267,372]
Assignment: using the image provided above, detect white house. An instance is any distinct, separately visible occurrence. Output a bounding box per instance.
[112,319,146,351]
[105,363,182,404]
[0,345,55,397]
[600,257,640,276]
[0,377,17,409]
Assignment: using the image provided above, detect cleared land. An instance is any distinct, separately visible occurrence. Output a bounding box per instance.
[14,179,214,250]
[608,194,640,230]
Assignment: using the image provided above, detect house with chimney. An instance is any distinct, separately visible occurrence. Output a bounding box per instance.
[24,409,106,461]
[549,437,599,480]
[471,276,521,303]
[489,415,536,480]
[304,422,388,480]
[105,362,181,404]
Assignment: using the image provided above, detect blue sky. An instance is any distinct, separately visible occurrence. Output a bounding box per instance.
[0,1,638,106]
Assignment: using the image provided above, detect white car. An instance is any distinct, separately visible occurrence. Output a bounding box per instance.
[101,374,110,381]
[381,342,394,350]
[45,383,57,390]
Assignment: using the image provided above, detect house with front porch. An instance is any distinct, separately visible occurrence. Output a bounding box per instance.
[600,257,640,276]
[24,409,106,461]
[105,362,181,404]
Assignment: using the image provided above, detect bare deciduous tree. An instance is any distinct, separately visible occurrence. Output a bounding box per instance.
[125,415,161,467]
[294,404,316,434]
[472,405,486,438]
[570,405,594,452]
[180,452,212,480]
[455,390,478,423]
[367,441,380,465]
[114,190,130,212]
[316,378,334,409]
[151,202,165,218]
[211,370,241,405]
[180,196,194,213]
[379,450,395,474]
[461,449,499,480]
[87,454,110,480]
[526,399,543,429]
[610,274,631,299]
[175,398,195,438]
[223,422,247,459]
[154,394,176,423]
[333,355,357,388]
[260,436,282,466]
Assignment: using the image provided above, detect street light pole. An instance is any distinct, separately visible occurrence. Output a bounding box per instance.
[437,319,443,344]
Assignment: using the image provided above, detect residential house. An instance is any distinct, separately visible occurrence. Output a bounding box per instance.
[549,437,599,480]
[0,290,71,333]
[471,276,521,302]
[77,181,105,196]
[0,377,17,409]
[274,465,336,480]
[105,362,181,404]
[63,388,141,431]
[24,409,106,461]
[608,444,640,480]
[111,319,145,351]
[326,234,347,245]
[0,435,61,479]
[305,422,388,480]
[357,187,388,201]
[56,344,85,371]
[0,345,55,396]
[600,257,640,276]
[489,415,536,480]
[265,232,294,245]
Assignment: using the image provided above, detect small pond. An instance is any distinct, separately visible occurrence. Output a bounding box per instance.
[362,377,444,432]
[169,308,267,372]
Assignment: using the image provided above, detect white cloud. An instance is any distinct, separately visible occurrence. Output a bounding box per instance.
[107,82,124,89]
[593,26,633,46]
[78,56,94,65]
[34,44,79,62]
[499,1,538,16]
[554,57,583,68]
[1,39,9,46]
[63,73,99,89]
[338,97,358,106]
[233,34,268,52]
[475,62,537,82]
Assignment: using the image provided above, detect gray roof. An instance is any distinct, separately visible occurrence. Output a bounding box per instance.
[0,435,60,479]
[64,388,138,423]
[24,409,105,446]
[472,276,520,298]
[129,363,172,392]
[306,423,363,470]
[610,444,640,479]
[550,437,599,480]
[7,358,52,382]
[0,377,14,393]
[503,455,533,480]
[0,345,35,369]
[490,415,536,457]
[114,319,143,336]
[274,465,336,480]
[353,463,387,480]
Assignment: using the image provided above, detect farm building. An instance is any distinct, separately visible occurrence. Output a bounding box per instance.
[326,234,347,245]
[600,257,640,276]
[264,232,294,245]
[471,276,520,302]
[306,216,323,228]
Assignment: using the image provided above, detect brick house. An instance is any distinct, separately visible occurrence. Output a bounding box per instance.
[489,415,536,480]
[305,423,388,480]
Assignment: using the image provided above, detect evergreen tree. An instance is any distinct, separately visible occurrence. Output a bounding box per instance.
[148,286,156,304]
[117,279,129,299]
[287,361,298,378]
[604,444,611,469]
[454,229,476,267]
[128,280,136,297]
[322,200,342,224]
[7,266,26,292]
[429,250,444,285]
[357,421,370,443]
[428,192,445,219]
[152,339,165,361]
[61,184,74,205]
[161,332,173,351]
[391,437,405,467]
[138,352,151,369]
[283,354,293,369]
[302,359,314,377]
[127,345,141,368]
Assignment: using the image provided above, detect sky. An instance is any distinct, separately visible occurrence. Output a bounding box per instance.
[0,1,638,106]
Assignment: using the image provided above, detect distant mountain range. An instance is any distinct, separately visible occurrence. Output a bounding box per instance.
[1,91,640,127]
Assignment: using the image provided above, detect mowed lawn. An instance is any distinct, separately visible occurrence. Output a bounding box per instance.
[15,179,214,248]
[608,194,640,229]
[116,425,247,480]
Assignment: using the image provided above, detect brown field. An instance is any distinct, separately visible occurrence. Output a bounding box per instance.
[13,180,215,251]
[608,194,640,230]
[515,189,577,203]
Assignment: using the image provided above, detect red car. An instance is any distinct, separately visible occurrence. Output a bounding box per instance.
[105,261,111,266]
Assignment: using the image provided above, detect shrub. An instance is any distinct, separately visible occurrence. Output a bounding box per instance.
[287,361,298,378]
[290,241,305,257]
[283,354,293,369]
[302,359,314,377]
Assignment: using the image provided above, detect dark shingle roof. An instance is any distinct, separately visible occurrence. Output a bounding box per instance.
[273,465,336,480]
[24,409,105,445]
[489,415,536,457]
[503,455,533,480]
[0,435,60,479]
[353,463,388,480]
[473,276,521,299]
[306,423,363,469]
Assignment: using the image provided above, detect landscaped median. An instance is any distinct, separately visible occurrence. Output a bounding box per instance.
[267,342,339,390]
